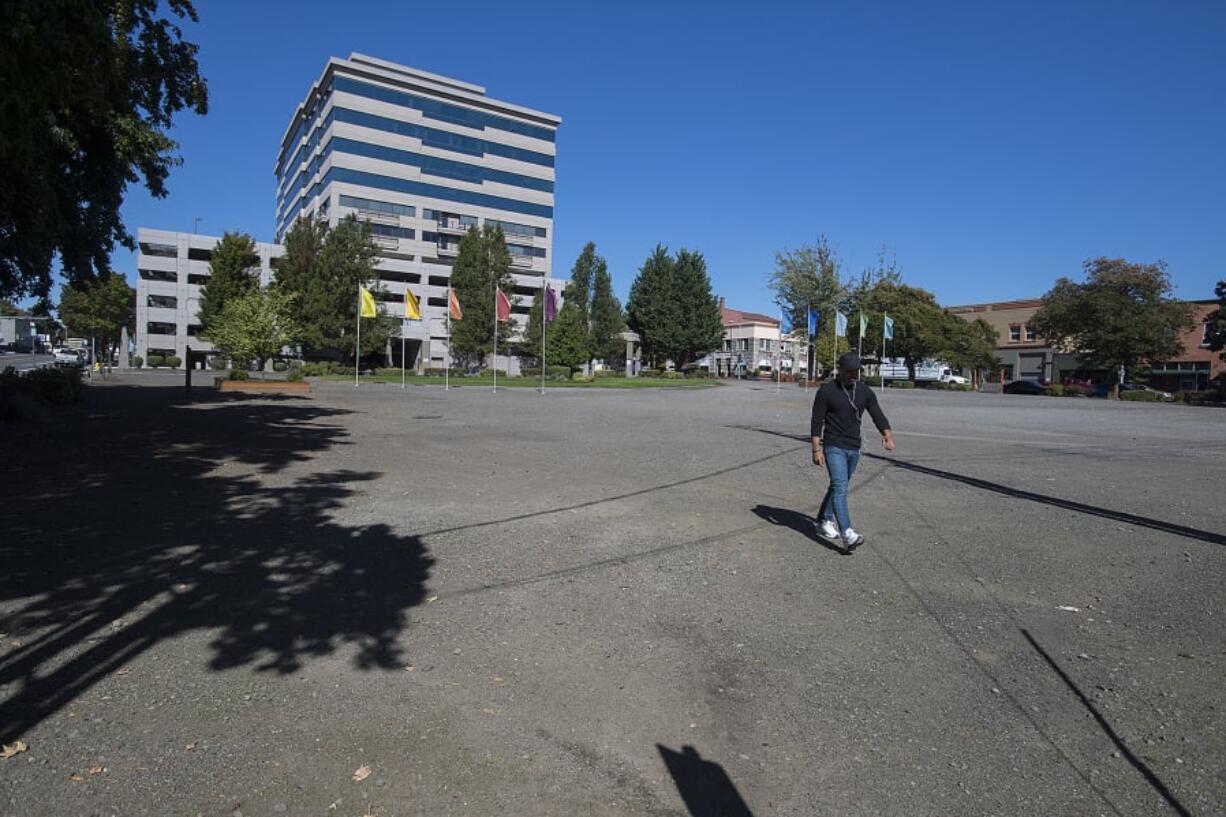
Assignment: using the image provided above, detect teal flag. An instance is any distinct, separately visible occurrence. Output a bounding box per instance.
[884,315,895,340]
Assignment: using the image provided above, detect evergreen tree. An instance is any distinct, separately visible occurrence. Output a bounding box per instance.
[199,232,259,333]
[626,245,678,366]
[590,261,625,365]
[670,249,724,367]
[546,302,589,371]
[448,225,516,370]
[565,242,597,330]
[274,215,395,361]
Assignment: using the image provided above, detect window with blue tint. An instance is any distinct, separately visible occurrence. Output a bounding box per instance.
[329,138,553,193]
[332,108,554,167]
[332,77,556,143]
[507,244,547,258]
[485,219,546,239]
[339,194,415,217]
[367,223,415,239]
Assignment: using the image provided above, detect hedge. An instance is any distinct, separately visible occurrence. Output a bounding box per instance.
[1174,390,1223,405]
[146,354,165,367]
[889,380,916,389]
[228,369,250,381]
[208,356,227,371]
[273,360,289,372]
[1,365,85,419]
[164,356,182,368]
[133,355,144,369]
[1120,390,1163,402]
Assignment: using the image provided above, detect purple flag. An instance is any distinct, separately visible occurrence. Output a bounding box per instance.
[545,285,557,322]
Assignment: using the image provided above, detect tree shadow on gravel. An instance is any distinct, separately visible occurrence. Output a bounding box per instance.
[658,744,755,817]
[0,383,433,743]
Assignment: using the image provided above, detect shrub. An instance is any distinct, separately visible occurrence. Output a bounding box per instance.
[571,373,594,383]
[375,367,403,377]
[661,371,685,380]
[1045,384,1065,397]
[165,355,182,368]
[423,367,463,377]
[286,370,304,382]
[1,366,86,418]
[1120,390,1163,402]
[1173,390,1220,405]
[889,380,916,389]
[273,360,288,372]
[208,356,227,370]
[1063,384,1088,397]
[227,369,250,381]
[133,355,143,369]
[594,369,617,379]
[146,354,164,368]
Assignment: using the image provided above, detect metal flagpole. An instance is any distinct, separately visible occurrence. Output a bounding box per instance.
[539,277,547,395]
[492,284,498,393]
[401,320,406,389]
[445,290,451,391]
[354,283,361,388]
[858,312,863,359]
[832,308,838,377]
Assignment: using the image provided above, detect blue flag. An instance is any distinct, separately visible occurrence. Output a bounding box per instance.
[807,307,819,337]
[835,311,848,337]
[884,314,895,341]
[780,311,793,334]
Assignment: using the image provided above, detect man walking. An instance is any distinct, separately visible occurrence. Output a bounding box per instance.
[811,352,895,552]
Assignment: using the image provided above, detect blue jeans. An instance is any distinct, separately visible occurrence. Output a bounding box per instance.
[818,445,860,532]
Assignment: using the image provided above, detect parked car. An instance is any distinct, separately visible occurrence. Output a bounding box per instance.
[53,348,82,366]
[1003,379,1048,395]
[941,372,970,385]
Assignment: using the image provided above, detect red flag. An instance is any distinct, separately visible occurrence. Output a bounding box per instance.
[496,289,512,322]
[449,288,463,321]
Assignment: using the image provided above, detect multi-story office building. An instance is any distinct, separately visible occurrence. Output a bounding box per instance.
[274,53,561,370]
[135,228,283,363]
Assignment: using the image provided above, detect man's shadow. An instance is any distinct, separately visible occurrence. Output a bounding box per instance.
[658,745,755,817]
[752,505,848,555]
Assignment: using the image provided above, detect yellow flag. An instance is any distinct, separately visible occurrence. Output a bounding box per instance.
[359,286,377,318]
[404,288,421,320]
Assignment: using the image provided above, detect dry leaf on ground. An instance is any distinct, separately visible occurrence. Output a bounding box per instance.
[184,741,198,752]
[68,773,83,782]
[88,765,104,775]
[352,765,372,782]
[1,742,28,759]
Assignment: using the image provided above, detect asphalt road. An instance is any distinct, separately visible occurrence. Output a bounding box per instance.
[1,376,1223,816]
[0,353,53,372]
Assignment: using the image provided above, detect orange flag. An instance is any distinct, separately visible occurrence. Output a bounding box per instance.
[496,289,512,323]
[448,288,463,321]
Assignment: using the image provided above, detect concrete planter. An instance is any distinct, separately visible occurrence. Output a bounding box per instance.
[216,379,311,395]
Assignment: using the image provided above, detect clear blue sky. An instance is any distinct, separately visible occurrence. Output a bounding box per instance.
[103,0,1224,314]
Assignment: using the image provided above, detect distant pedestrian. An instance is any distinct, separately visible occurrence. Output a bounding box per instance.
[811,352,895,552]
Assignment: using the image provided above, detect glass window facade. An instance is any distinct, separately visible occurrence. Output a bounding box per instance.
[141,243,177,258]
[367,223,415,239]
[328,137,553,193]
[332,77,556,143]
[333,107,555,167]
[338,194,415,217]
[485,218,547,239]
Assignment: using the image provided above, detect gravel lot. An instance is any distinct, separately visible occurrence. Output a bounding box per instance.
[2,375,1223,816]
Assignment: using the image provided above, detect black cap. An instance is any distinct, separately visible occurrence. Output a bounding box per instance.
[838,351,861,370]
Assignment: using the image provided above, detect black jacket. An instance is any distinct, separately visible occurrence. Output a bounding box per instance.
[810,381,891,450]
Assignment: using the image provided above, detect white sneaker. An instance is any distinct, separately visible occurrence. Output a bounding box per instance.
[842,528,865,548]
[818,519,839,539]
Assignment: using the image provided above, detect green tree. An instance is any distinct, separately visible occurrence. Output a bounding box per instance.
[57,274,135,353]
[0,0,208,301]
[867,282,949,380]
[546,302,590,371]
[769,237,846,340]
[846,248,903,360]
[198,232,259,333]
[626,245,678,367]
[275,215,395,362]
[590,261,625,365]
[448,225,516,370]
[1205,281,1225,377]
[1031,258,1195,398]
[670,249,724,368]
[1,299,30,317]
[205,288,301,376]
[940,315,999,384]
